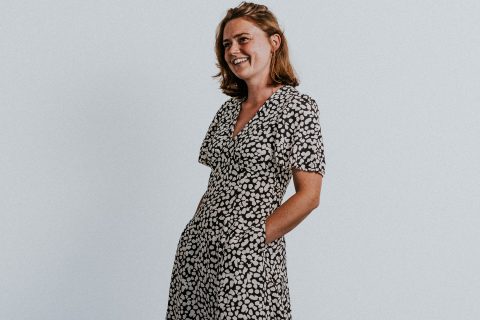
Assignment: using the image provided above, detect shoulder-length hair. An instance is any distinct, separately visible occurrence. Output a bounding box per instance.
[212,1,299,98]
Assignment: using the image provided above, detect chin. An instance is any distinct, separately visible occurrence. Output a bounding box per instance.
[236,69,254,78]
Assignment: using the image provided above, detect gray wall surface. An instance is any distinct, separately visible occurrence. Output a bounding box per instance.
[1,1,479,319]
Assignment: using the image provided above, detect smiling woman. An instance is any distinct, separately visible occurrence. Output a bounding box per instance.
[166,2,326,319]
[213,2,299,98]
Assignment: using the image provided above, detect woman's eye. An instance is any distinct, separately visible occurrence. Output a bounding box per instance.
[223,37,249,48]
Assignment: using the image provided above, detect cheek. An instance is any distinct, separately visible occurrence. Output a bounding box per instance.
[249,46,270,63]
[224,55,234,69]
[251,53,269,66]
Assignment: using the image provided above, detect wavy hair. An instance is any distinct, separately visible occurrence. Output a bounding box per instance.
[212,1,299,98]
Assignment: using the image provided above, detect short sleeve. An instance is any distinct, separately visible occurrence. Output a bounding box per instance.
[197,101,226,168]
[289,96,326,176]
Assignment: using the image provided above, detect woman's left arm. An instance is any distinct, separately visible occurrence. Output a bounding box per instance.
[265,169,323,244]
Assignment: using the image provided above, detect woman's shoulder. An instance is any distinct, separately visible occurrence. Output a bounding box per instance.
[209,96,238,121]
[281,85,320,114]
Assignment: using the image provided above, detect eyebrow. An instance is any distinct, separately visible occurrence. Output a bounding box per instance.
[222,32,251,43]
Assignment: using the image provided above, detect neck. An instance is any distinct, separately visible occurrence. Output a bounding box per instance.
[243,83,282,107]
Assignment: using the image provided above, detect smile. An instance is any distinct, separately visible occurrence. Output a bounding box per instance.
[232,57,249,65]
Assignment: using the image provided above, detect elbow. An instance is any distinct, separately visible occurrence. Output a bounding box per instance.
[296,190,321,210]
[311,196,320,209]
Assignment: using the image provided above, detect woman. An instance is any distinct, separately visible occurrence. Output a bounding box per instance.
[166,2,326,319]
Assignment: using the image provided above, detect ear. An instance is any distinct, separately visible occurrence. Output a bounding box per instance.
[270,33,281,52]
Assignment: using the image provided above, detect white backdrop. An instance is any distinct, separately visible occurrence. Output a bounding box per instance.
[1,1,479,319]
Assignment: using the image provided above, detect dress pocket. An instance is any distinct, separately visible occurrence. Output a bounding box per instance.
[220,221,266,287]
[259,216,267,247]
[225,218,267,253]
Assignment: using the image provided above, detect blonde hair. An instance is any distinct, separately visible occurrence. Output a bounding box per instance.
[212,1,299,98]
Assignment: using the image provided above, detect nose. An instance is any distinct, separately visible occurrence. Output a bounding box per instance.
[227,41,240,56]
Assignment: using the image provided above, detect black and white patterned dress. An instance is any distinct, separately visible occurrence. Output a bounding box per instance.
[166,85,326,319]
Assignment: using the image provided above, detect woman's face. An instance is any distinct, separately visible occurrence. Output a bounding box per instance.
[223,17,277,84]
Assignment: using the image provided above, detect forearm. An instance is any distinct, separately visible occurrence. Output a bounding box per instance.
[265,191,319,244]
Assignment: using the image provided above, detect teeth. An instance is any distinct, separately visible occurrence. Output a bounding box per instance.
[233,57,248,65]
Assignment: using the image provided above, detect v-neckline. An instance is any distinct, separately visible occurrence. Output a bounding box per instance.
[230,85,286,141]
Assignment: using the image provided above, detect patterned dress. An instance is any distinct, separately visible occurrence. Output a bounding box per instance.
[166,84,326,319]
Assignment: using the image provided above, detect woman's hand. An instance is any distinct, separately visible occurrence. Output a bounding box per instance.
[265,169,323,244]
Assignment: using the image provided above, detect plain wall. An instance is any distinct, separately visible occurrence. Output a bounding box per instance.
[1,0,479,319]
